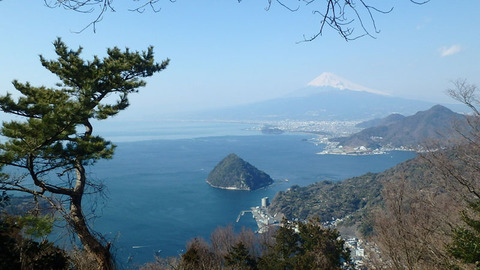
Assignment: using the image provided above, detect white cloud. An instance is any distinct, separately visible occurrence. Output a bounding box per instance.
[439,45,462,57]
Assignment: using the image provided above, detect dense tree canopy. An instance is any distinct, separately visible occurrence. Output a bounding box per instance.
[258,219,352,270]
[0,212,69,270]
[448,200,480,268]
[170,219,352,270]
[0,38,169,269]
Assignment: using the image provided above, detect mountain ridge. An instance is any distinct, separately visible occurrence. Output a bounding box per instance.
[268,153,435,235]
[173,72,468,121]
[333,105,467,149]
[355,113,406,129]
[186,88,440,121]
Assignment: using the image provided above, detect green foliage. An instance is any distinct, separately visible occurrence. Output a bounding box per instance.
[298,219,352,269]
[258,219,352,270]
[17,214,54,239]
[269,172,382,223]
[268,156,433,236]
[0,214,21,269]
[0,38,169,172]
[180,238,217,270]
[170,220,352,270]
[207,153,273,190]
[19,239,69,270]
[224,242,258,270]
[448,200,480,268]
[0,214,69,270]
[0,38,168,268]
[0,190,8,208]
[258,221,300,270]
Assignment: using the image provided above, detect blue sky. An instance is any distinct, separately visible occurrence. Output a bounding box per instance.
[0,1,479,120]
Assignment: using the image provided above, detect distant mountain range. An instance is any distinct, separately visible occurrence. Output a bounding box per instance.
[355,113,406,129]
[333,105,468,149]
[183,72,466,121]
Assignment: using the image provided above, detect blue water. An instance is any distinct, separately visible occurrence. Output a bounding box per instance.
[64,122,415,265]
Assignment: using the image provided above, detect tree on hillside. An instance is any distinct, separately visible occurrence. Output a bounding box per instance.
[366,79,480,270]
[0,212,69,269]
[426,79,480,268]
[447,200,480,268]
[372,173,460,269]
[224,242,258,270]
[258,219,352,270]
[0,38,169,269]
[46,0,427,40]
[172,220,351,270]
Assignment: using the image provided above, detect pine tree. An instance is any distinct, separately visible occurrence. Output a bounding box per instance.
[448,200,480,268]
[257,220,300,270]
[297,218,352,269]
[224,242,258,270]
[0,38,169,269]
[258,219,352,270]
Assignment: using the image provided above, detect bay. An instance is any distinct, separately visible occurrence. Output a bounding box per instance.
[69,122,415,266]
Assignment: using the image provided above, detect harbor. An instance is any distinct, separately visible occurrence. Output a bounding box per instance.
[236,197,281,233]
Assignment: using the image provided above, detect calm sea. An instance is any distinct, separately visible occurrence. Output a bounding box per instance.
[68,121,415,266]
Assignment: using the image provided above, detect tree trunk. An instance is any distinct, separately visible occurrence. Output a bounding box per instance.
[70,160,113,270]
[70,197,112,269]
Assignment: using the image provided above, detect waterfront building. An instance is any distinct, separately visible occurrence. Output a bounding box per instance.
[261,197,269,208]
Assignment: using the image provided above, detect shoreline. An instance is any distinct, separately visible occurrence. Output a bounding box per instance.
[205,180,251,191]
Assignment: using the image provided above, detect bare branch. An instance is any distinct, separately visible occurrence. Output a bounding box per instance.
[274,0,300,12]
[129,0,176,13]
[45,0,429,40]
[447,79,480,116]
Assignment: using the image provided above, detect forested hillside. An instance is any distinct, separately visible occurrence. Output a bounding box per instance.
[206,153,273,190]
[269,153,442,234]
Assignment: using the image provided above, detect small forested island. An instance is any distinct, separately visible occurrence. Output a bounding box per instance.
[206,153,274,190]
[261,125,284,134]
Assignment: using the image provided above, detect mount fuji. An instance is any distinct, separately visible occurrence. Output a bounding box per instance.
[184,73,454,121]
[300,72,389,96]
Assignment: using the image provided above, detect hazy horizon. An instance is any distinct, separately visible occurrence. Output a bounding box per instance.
[0,1,478,121]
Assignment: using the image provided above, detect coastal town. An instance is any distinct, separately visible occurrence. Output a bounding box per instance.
[246,120,419,155]
[238,197,372,268]
[247,120,362,138]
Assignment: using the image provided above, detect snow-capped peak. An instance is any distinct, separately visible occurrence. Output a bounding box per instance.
[307,72,389,95]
